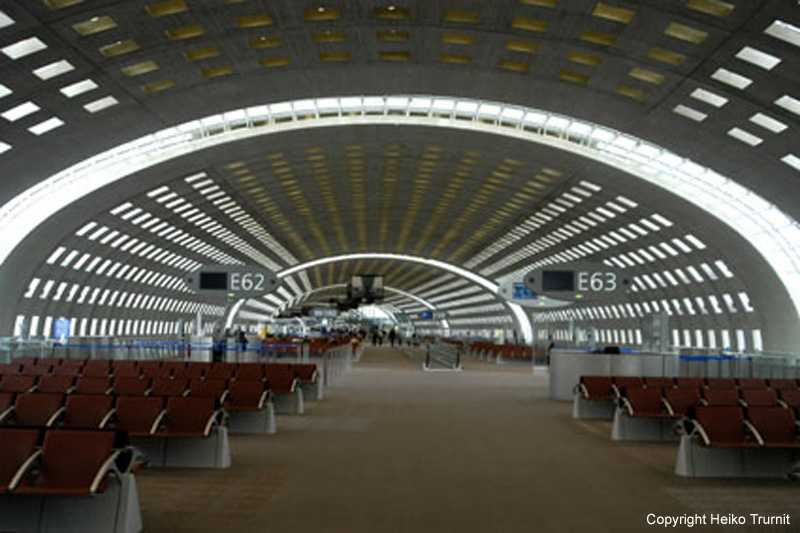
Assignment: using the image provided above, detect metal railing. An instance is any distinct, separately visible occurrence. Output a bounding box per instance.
[423,343,462,372]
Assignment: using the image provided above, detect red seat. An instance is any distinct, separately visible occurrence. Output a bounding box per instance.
[778,389,800,410]
[236,364,265,381]
[63,395,115,428]
[52,365,81,377]
[768,379,798,390]
[141,365,173,379]
[206,363,236,381]
[149,377,188,397]
[746,406,800,448]
[737,378,767,390]
[266,371,297,395]
[740,389,779,407]
[59,359,86,367]
[11,393,65,426]
[226,380,268,411]
[36,375,75,394]
[74,377,112,395]
[186,363,210,381]
[0,363,22,376]
[612,377,645,396]
[664,388,702,417]
[1,375,37,394]
[189,379,228,402]
[114,396,165,437]
[702,388,740,406]
[578,376,613,400]
[292,364,317,383]
[81,362,111,378]
[694,406,758,448]
[111,362,140,379]
[0,428,41,493]
[113,377,151,396]
[644,377,674,389]
[22,364,52,377]
[0,392,13,414]
[675,377,705,389]
[159,397,219,438]
[14,429,118,495]
[706,378,736,389]
[622,388,668,417]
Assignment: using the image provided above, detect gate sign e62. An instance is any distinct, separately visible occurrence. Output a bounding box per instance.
[185,265,280,298]
[523,262,629,302]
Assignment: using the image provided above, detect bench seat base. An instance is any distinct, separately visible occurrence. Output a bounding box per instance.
[572,394,615,420]
[228,404,277,435]
[675,435,800,478]
[132,427,231,468]
[612,410,679,442]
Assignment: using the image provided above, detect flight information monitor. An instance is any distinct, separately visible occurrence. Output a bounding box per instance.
[541,271,575,292]
[523,262,630,303]
[185,265,280,299]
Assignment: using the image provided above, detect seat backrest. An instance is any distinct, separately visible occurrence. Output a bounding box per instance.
[664,388,701,415]
[36,375,75,394]
[35,429,115,493]
[644,377,674,389]
[737,378,767,390]
[580,376,613,397]
[740,389,778,407]
[0,363,22,376]
[64,395,114,428]
[149,377,188,397]
[1,375,37,393]
[111,363,140,379]
[625,388,664,414]
[81,363,110,378]
[236,364,265,381]
[52,365,82,377]
[113,377,150,396]
[768,379,798,390]
[0,428,40,492]
[0,392,13,412]
[227,380,264,407]
[696,406,747,444]
[23,364,52,377]
[747,406,798,443]
[675,377,705,389]
[59,359,86,367]
[703,388,740,406]
[779,389,800,408]
[74,377,112,395]
[292,364,317,382]
[163,397,216,435]
[13,393,64,426]
[189,379,227,400]
[114,396,164,434]
[141,366,173,379]
[206,363,236,381]
[186,364,210,380]
[706,378,736,389]
[613,376,644,391]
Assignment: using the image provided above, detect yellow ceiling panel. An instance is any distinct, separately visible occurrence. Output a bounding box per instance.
[166,25,205,41]
[73,15,117,36]
[617,84,648,101]
[249,36,281,49]
[236,15,273,28]
[314,31,347,43]
[184,46,220,61]
[505,40,538,54]
[629,66,665,84]
[647,47,686,65]
[45,0,85,8]
[145,0,187,17]
[377,30,409,42]
[99,40,140,57]
[568,50,603,66]
[375,6,410,19]
[306,7,341,22]
[512,17,548,32]
[141,79,175,93]
[444,10,479,24]
[558,70,589,84]
[686,0,734,17]
[260,56,291,68]
[519,0,557,6]
[442,33,474,45]
[201,66,233,78]
[320,52,351,61]
[121,60,159,76]
[592,3,635,23]
[441,54,471,64]
[664,22,708,43]
[380,51,410,61]
[499,59,530,72]
[580,30,617,46]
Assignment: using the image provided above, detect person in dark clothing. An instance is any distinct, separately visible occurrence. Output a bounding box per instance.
[237,328,248,353]
[389,328,397,347]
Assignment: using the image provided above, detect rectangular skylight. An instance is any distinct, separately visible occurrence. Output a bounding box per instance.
[2,37,47,60]
[765,20,800,48]
[690,88,728,107]
[60,78,98,98]
[0,141,10,155]
[33,60,74,80]
[775,95,800,116]
[710,68,752,90]
[727,127,762,146]
[28,117,64,135]
[782,154,800,171]
[735,46,781,70]
[673,104,706,122]
[84,96,118,113]
[0,10,13,28]
[2,101,40,122]
[749,112,788,133]
[0,83,10,99]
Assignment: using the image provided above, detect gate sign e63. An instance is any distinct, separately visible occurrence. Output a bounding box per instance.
[184,265,280,298]
[523,262,629,302]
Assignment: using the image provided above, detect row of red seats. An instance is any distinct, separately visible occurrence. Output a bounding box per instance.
[0,359,316,383]
[0,375,271,405]
[0,427,132,495]
[469,342,538,361]
[1,392,230,438]
[688,405,800,449]
[578,376,800,401]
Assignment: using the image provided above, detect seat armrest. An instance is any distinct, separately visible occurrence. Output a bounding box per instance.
[621,397,633,417]
[739,399,749,408]
[150,409,166,435]
[104,387,113,395]
[579,383,588,398]
[692,420,712,447]
[744,420,765,446]
[9,449,41,491]
[99,408,116,429]
[67,386,75,394]
[611,384,622,398]
[90,450,122,494]
[700,399,708,406]
[203,409,222,437]
[662,398,675,417]
[0,406,13,423]
[257,390,268,410]
[219,391,229,404]
[46,407,66,427]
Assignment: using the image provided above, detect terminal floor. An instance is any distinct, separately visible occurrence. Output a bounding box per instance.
[136,348,800,532]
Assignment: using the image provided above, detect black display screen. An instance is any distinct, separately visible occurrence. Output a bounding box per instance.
[542,271,575,292]
[199,272,228,290]
[420,311,433,319]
